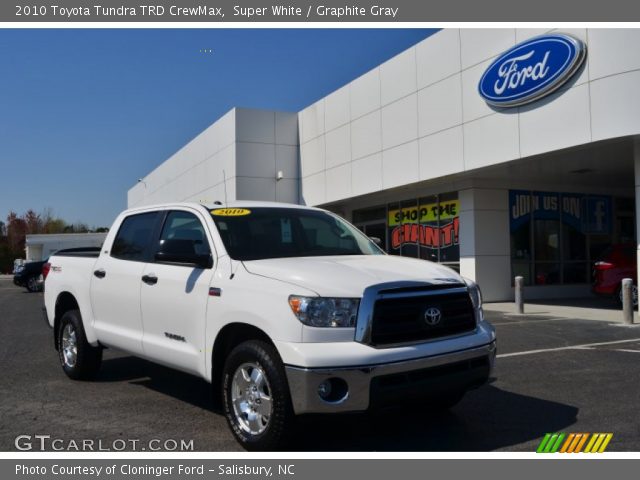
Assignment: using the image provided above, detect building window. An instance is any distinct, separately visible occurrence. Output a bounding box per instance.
[353,192,460,270]
[509,190,614,285]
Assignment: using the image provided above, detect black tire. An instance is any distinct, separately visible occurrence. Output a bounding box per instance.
[57,310,102,380]
[222,340,294,451]
[26,276,39,292]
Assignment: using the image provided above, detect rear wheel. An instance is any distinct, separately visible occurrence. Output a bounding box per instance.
[26,276,39,292]
[57,310,102,380]
[222,340,293,451]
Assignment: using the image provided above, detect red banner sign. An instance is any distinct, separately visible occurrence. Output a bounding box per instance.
[390,217,459,249]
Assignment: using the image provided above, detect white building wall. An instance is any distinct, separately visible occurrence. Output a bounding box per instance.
[298,28,640,300]
[298,28,640,206]
[25,233,108,262]
[234,109,300,204]
[127,29,640,302]
[128,109,237,207]
[459,188,512,301]
[128,108,299,208]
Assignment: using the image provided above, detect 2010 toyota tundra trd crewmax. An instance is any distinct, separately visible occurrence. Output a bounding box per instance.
[44,202,496,450]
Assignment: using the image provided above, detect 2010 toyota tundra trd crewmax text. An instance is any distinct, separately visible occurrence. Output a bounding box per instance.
[43,202,496,450]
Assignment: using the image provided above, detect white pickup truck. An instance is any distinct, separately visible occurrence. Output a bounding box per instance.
[44,202,496,450]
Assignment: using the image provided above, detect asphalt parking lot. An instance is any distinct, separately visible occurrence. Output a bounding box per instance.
[2,276,640,452]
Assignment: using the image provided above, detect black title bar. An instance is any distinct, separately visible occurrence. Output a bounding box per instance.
[4,0,640,22]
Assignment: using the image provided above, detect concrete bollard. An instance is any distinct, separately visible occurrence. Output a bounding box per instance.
[515,276,524,314]
[621,278,634,325]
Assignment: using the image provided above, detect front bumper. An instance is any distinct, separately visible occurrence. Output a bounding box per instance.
[285,341,496,414]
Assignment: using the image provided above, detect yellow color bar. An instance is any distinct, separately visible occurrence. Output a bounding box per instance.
[598,434,613,453]
[592,434,606,452]
[584,434,598,453]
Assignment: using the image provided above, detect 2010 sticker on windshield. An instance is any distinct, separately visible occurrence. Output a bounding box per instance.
[211,208,251,216]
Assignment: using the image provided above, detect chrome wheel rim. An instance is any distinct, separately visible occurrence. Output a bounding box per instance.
[231,362,273,435]
[61,324,78,368]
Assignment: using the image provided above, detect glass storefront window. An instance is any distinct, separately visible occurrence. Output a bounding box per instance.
[563,263,588,284]
[353,206,387,224]
[436,192,460,265]
[533,219,560,262]
[399,199,419,258]
[534,263,561,285]
[511,222,531,260]
[355,192,460,268]
[562,224,587,261]
[512,262,531,285]
[510,190,618,286]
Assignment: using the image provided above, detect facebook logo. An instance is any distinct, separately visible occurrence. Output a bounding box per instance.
[584,197,611,234]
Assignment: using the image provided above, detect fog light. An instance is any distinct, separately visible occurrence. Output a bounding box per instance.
[317,377,349,404]
[318,380,332,399]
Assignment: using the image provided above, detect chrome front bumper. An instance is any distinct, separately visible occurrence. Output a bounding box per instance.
[285,341,496,414]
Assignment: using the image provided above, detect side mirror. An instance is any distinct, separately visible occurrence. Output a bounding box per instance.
[369,236,382,246]
[155,251,213,269]
[155,239,212,268]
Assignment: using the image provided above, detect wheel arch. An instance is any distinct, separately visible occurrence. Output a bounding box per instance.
[53,291,80,350]
[210,323,276,407]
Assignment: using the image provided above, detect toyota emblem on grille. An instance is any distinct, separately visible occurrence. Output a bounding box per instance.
[424,307,442,326]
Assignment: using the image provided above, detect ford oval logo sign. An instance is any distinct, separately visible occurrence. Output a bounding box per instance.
[478,34,586,108]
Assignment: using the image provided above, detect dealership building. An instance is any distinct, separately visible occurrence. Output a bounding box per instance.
[128,28,640,302]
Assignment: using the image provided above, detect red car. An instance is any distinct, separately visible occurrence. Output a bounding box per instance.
[592,244,637,306]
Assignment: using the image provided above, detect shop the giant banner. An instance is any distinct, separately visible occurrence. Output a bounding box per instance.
[388,199,460,250]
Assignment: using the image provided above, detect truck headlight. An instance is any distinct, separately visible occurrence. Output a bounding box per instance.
[468,282,482,310]
[288,296,359,328]
[463,278,484,322]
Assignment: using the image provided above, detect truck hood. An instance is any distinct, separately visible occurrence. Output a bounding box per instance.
[242,255,464,297]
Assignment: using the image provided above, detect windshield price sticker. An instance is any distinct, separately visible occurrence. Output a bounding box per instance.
[211,208,251,217]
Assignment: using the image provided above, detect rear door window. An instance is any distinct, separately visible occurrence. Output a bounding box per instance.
[111,212,161,262]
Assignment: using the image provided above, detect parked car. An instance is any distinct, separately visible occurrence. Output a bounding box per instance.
[592,243,637,306]
[12,259,26,274]
[44,202,496,450]
[13,259,47,292]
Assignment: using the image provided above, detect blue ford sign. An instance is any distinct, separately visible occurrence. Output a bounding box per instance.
[478,34,586,108]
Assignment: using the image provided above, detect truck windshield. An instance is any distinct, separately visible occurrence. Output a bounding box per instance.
[210,207,384,261]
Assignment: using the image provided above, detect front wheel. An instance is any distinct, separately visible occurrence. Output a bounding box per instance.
[222,340,294,451]
[57,310,102,380]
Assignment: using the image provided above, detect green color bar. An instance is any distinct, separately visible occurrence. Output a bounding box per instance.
[544,434,559,453]
[550,433,566,453]
[537,433,552,453]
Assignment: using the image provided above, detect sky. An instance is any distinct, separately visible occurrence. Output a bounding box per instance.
[0,28,436,228]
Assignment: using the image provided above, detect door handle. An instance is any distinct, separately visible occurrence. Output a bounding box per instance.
[141,274,158,285]
[93,269,106,279]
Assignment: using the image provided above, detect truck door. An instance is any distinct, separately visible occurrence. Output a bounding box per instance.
[139,209,215,377]
[90,211,162,355]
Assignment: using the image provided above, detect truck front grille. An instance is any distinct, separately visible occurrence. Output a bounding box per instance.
[368,285,476,347]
